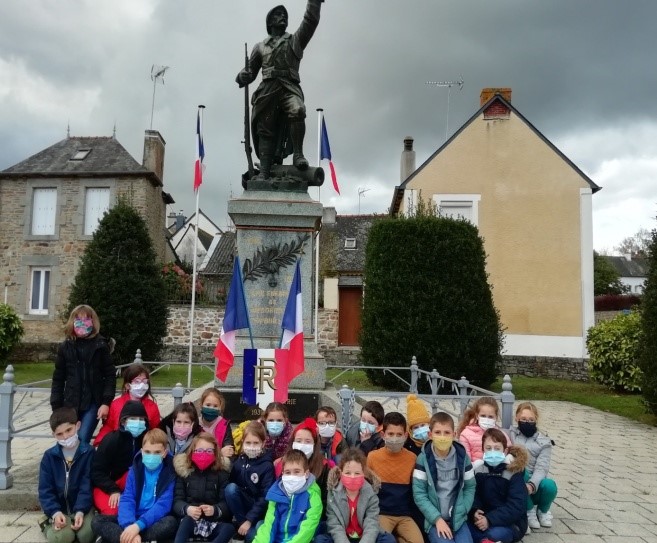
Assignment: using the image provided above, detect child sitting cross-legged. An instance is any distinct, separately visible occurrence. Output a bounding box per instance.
[468,428,528,543]
[252,449,323,543]
[91,428,178,543]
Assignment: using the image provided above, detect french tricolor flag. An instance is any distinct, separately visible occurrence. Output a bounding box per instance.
[320,116,340,194]
[214,256,251,381]
[242,349,290,406]
[193,109,205,192]
[280,260,305,382]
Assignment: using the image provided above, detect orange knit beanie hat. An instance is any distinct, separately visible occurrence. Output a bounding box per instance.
[406,394,430,428]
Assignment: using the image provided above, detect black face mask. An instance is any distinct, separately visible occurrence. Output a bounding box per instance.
[518,421,537,438]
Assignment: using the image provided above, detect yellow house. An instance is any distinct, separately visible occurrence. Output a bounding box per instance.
[390,88,600,365]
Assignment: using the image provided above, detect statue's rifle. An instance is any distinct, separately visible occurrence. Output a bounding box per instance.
[243,43,255,178]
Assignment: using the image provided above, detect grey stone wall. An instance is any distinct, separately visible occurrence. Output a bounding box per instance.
[165,306,223,347]
[500,355,589,381]
[317,308,338,351]
[594,310,623,323]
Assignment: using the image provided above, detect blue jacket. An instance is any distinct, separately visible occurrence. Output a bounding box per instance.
[229,450,276,523]
[118,451,176,531]
[38,441,94,517]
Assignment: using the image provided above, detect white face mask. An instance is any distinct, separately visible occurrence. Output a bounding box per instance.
[318,423,337,439]
[130,383,149,399]
[243,446,262,459]
[58,434,79,449]
[282,474,307,495]
[478,416,496,430]
[292,441,314,458]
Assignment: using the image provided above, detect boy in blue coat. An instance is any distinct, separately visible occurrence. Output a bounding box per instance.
[38,407,95,543]
[91,428,177,543]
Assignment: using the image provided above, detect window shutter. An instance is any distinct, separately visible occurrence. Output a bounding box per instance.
[32,188,57,235]
[84,187,110,235]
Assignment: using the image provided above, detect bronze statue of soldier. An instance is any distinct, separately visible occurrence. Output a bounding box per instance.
[236,1,325,182]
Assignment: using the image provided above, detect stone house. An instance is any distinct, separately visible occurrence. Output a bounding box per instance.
[390,88,601,377]
[168,209,223,265]
[0,130,174,345]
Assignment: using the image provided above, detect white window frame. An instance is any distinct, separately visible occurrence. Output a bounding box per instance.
[29,267,51,315]
[344,238,357,250]
[433,194,481,226]
[31,187,57,235]
[84,187,111,235]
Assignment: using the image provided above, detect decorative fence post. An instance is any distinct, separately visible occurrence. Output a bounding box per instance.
[429,369,440,411]
[171,382,185,408]
[457,376,470,416]
[410,356,418,394]
[133,349,143,364]
[500,375,515,429]
[338,385,355,434]
[0,365,16,490]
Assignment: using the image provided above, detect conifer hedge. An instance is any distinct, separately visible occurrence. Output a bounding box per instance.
[639,227,657,414]
[360,213,503,390]
[67,199,168,365]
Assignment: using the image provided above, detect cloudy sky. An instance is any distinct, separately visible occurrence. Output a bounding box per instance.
[1,0,655,253]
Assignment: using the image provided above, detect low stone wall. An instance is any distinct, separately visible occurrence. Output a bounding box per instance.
[317,308,338,350]
[165,306,223,347]
[322,347,360,366]
[594,310,623,323]
[500,355,589,381]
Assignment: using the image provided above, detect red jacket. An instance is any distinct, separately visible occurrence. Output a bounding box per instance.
[94,392,161,445]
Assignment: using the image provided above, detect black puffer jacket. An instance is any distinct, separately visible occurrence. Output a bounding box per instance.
[92,427,145,495]
[50,335,116,411]
[173,454,231,521]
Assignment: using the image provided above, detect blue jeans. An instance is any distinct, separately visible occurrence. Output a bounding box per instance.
[78,404,98,444]
[224,483,258,542]
[315,533,396,543]
[174,515,236,543]
[428,524,473,543]
[468,522,514,543]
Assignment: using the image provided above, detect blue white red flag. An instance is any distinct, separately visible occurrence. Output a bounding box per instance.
[320,117,340,194]
[193,109,205,191]
[280,260,304,381]
[242,348,290,406]
[214,257,251,381]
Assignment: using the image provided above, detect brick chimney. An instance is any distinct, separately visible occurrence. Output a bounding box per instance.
[480,88,512,106]
[143,130,166,182]
[400,136,416,182]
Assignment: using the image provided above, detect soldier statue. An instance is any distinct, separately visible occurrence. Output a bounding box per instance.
[236,0,325,181]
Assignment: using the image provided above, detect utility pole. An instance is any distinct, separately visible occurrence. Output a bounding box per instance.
[426,75,464,141]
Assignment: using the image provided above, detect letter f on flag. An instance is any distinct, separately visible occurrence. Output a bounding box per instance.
[214,256,251,381]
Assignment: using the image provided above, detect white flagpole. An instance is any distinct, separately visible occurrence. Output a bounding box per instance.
[314,108,323,344]
[187,105,205,390]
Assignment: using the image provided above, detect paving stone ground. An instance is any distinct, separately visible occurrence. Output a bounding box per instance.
[1,394,656,542]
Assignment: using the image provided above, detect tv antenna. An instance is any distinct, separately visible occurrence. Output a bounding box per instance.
[358,187,371,214]
[426,75,464,141]
[150,64,170,129]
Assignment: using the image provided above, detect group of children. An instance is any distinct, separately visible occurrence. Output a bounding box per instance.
[40,305,557,543]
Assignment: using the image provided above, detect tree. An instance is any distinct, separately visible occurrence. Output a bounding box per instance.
[593,252,628,295]
[67,199,168,365]
[639,226,657,414]
[360,203,503,390]
[615,228,651,258]
[0,304,24,362]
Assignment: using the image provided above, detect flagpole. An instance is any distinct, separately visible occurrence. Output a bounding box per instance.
[315,108,323,345]
[187,104,205,390]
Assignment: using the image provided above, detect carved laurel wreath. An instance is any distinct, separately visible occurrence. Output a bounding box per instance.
[242,233,310,282]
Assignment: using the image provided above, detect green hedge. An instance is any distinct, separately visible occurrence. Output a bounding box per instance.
[0,304,24,361]
[639,227,657,413]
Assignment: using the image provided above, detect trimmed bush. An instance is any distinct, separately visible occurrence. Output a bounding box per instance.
[0,304,24,361]
[360,213,503,390]
[594,294,642,311]
[586,311,643,392]
[67,199,168,365]
[639,227,657,413]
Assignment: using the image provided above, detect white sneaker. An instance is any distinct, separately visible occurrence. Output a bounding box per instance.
[525,525,532,535]
[527,507,541,529]
[538,510,553,527]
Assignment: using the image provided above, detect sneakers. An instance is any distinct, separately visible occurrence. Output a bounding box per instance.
[538,509,553,527]
[481,539,502,543]
[525,525,532,535]
[527,506,541,529]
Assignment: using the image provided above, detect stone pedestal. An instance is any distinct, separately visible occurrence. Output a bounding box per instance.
[225,190,325,389]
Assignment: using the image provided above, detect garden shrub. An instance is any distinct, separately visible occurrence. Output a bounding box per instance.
[0,303,24,361]
[594,294,641,311]
[586,311,643,392]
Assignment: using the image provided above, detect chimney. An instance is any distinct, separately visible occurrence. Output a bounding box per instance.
[624,253,632,262]
[480,87,512,106]
[400,136,416,182]
[322,206,337,225]
[143,130,166,182]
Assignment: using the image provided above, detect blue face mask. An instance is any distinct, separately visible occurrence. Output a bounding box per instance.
[483,450,506,467]
[125,419,146,438]
[142,453,163,471]
[266,421,285,437]
[359,421,377,434]
[412,426,430,442]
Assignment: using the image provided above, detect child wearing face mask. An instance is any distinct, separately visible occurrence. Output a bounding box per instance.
[225,422,275,542]
[318,448,396,543]
[262,402,294,460]
[508,402,557,532]
[172,432,235,543]
[457,397,505,462]
[160,401,201,455]
[468,428,528,543]
[92,428,178,543]
[50,305,116,444]
[253,449,322,543]
[345,401,385,455]
[91,400,149,516]
[38,408,95,543]
[367,412,424,543]
[316,406,346,463]
[94,363,160,446]
[405,394,431,456]
[413,412,475,543]
[199,388,235,467]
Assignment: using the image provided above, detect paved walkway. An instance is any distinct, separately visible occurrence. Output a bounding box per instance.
[1,397,656,542]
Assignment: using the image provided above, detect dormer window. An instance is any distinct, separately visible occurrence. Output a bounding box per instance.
[344,238,356,250]
[71,149,91,161]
